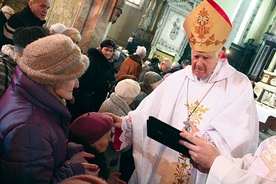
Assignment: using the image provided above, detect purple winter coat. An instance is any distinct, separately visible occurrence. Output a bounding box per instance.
[0,67,85,183]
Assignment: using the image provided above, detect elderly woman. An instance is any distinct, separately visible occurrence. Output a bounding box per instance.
[0,34,98,183]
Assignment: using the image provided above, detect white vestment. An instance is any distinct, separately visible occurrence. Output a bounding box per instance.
[207,136,276,184]
[117,59,259,184]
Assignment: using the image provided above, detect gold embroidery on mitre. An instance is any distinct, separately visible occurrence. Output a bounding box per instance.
[188,7,226,47]
[173,101,210,183]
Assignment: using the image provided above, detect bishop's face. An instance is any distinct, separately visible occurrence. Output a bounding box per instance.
[191,49,222,79]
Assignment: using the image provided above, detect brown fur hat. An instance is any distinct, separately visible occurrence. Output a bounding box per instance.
[17,34,89,86]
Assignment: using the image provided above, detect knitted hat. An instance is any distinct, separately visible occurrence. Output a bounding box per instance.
[183,0,232,52]
[135,46,146,56]
[13,26,50,52]
[17,34,89,86]
[144,71,162,85]
[62,27,81,43]
[115,79,140,100]
[70,112,113,144]
[62,27,80,37]
[49,23,67,34]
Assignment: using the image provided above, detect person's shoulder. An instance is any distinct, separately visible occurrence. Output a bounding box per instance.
[87,48,104,60]
[87,47,98,54]
[6,10,28,28]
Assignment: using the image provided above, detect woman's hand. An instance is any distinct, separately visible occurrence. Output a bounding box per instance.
[82,163,100,176]
[179,123,220,172]
[70,151,95,163]
[107,172,126,184]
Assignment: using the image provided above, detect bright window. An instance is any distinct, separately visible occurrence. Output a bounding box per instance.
[127,0,141,6]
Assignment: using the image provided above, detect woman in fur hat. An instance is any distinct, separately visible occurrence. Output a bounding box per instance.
[0,34,99,183]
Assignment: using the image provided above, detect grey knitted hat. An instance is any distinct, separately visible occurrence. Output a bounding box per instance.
[144,71,162,85]
[18,34,89,86]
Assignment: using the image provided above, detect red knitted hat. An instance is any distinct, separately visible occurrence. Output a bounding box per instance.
[69,112,113,144]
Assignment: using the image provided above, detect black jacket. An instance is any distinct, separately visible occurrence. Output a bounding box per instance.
[68,48,115,119]
[1,6,46,46]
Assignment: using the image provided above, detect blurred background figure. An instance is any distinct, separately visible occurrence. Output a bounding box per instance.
[113,46,123,73]
[133,71,162,108]
[115,47,128,74]
[1,0,51,46]
[139,57,172,81]
[0,5,14,43]
[49,22,67,34]
[115,49,129,74]
[141,57,159,73]
[163,59,191,78]
[69,112,125,184]
[181,59,190,69]
[99,78,140,183]
[116,45,146,81]
[126,34,137,54]
[62,27,81,44]
[0,26,50,98]
[171,61,180,69]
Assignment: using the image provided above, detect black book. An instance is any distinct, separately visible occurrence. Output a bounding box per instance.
[147,116,191,158]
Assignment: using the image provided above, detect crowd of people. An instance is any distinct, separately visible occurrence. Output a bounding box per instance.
[0,0,275,183]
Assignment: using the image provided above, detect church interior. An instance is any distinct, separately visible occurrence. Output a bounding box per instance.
[2,0,276,138]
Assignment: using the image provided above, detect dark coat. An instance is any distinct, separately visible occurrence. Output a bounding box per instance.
[68,48,115,120]
[138,64,162,82]
[133,82,153,108]
[68,133,110,180]
[0,67,85,184]
[1,6,46,46]
[0,11,7,42]
[98,92,134,182]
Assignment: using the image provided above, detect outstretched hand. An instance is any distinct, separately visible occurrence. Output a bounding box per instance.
[70,151,95,163]
[179,123,220,173]
[104,112,122,128]
[82,163,100,176]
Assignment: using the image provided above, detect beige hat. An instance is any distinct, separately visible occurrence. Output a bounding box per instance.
[18,34,89,86]
[115,79,141,100]
[49,23,67,34]
[62,27,80,37]
[183,0,232,52]
[62,27,81,43]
